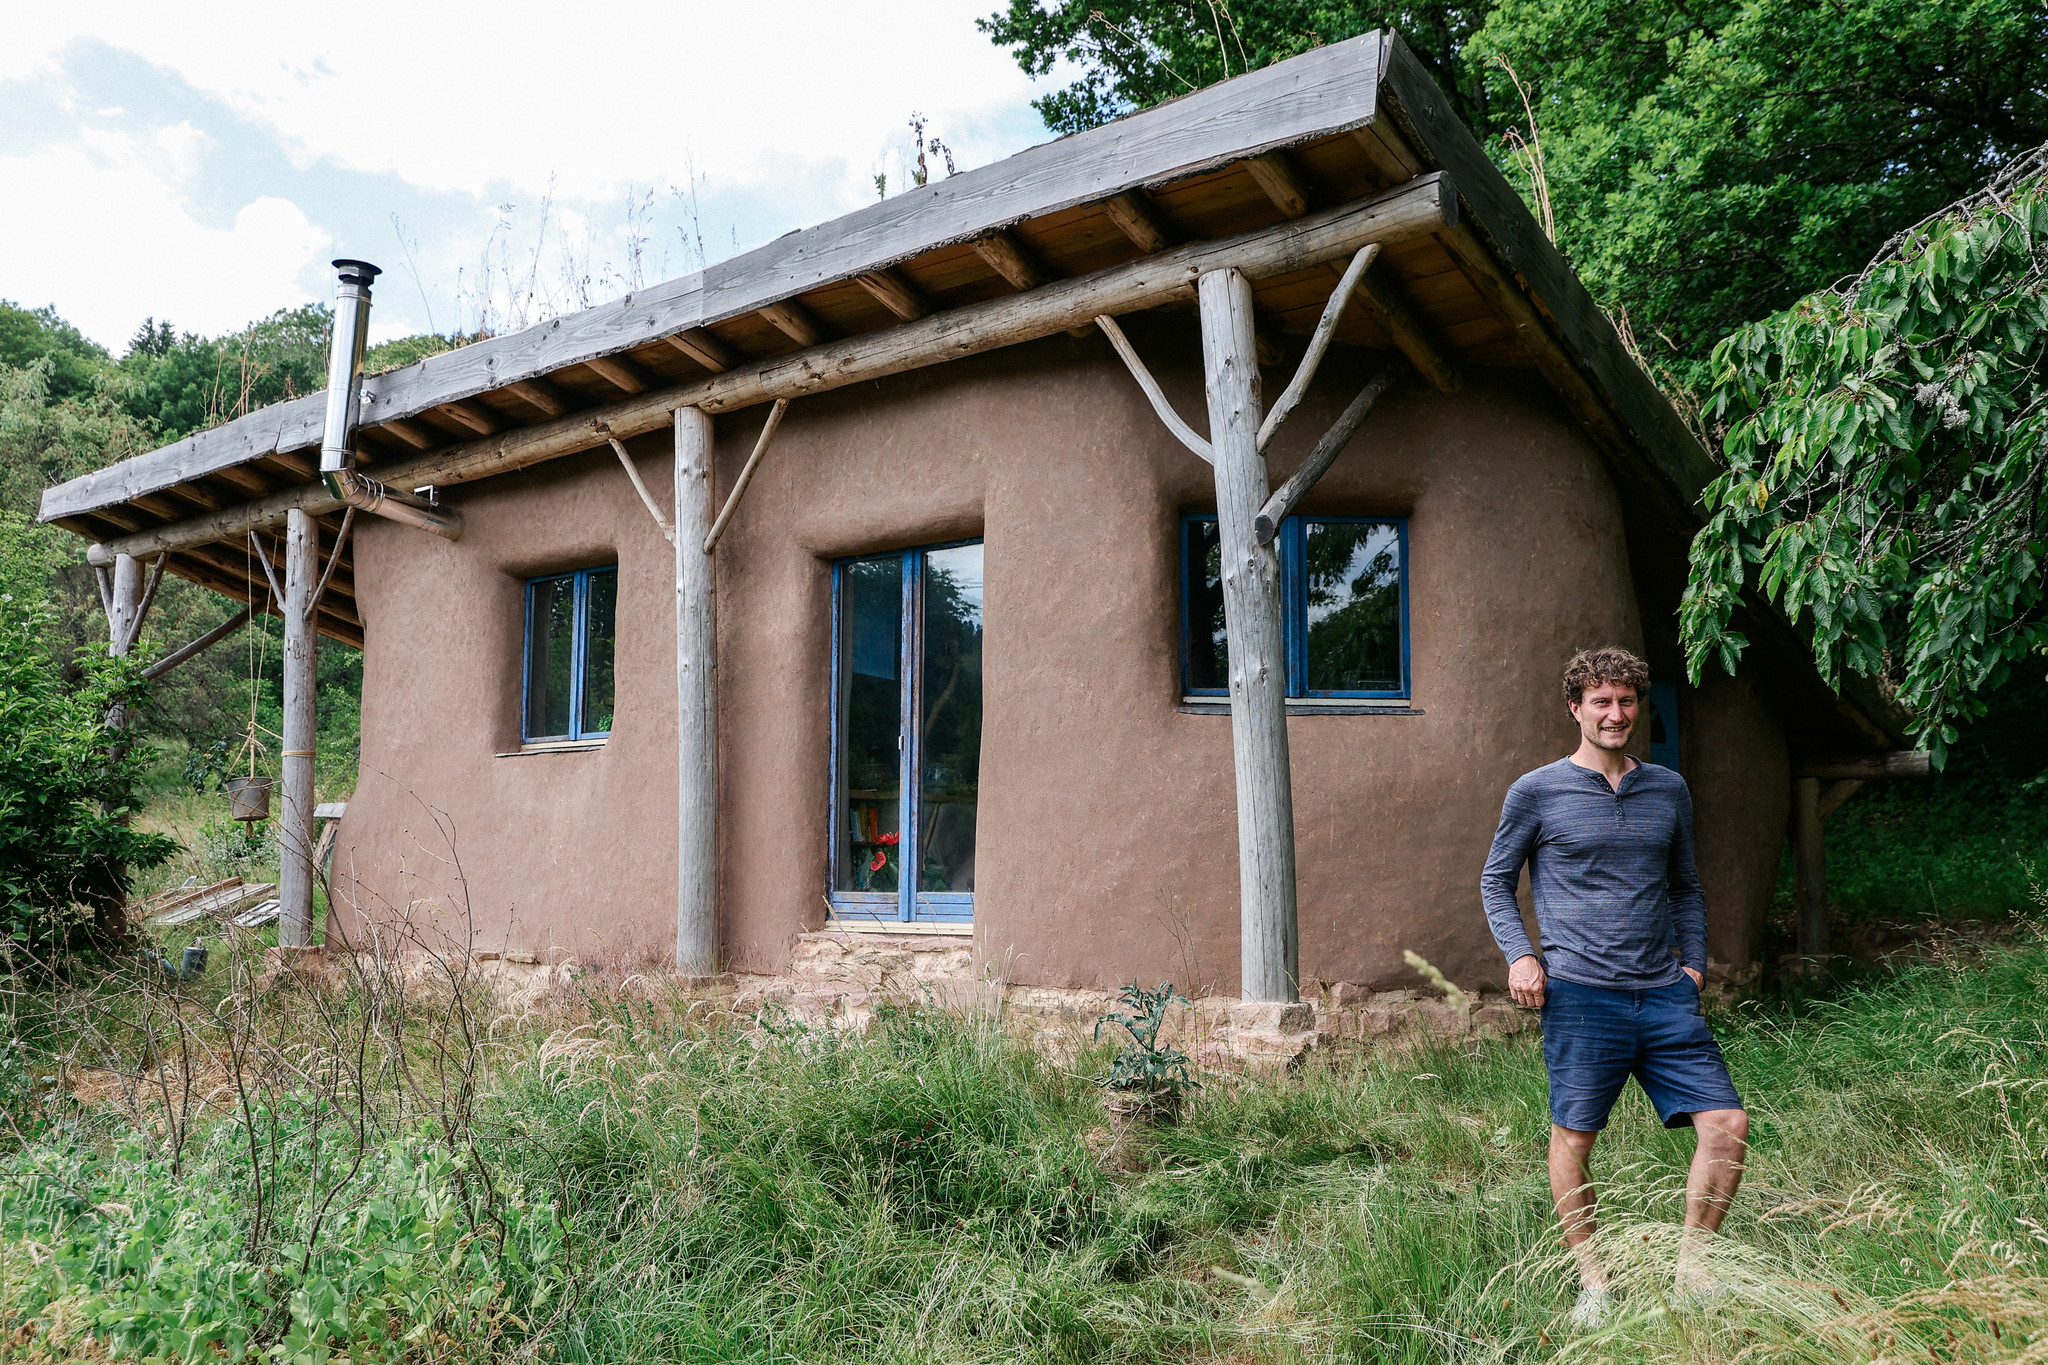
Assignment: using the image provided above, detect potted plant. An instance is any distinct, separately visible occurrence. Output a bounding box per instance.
[1094,981,1200,1123]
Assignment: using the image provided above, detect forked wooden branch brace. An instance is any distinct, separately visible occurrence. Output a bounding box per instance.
[703,397,791,553]
[1095,314,1212,464]
[307,507,355,619]
[605,430,675,543]
[248,532,287,610]
[143,604,254,680]
[1258,243,1378,452]
[1253,365,1401,543]
[120,554,167,653]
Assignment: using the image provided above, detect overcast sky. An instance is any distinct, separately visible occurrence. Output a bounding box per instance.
[0,1,1066,351]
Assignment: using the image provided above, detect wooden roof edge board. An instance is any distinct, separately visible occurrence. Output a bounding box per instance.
[42,33,1396,526]
[83,174,1456,565]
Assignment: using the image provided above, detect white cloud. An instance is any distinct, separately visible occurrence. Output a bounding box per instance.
[0,132,329,343]
[7,1,1048,206]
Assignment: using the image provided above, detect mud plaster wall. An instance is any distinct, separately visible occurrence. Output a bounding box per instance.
[332,326,1788,992]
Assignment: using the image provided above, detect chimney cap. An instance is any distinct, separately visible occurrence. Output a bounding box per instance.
[332,259,382,285]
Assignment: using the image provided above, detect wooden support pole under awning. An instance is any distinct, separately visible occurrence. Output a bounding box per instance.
[277,508,319,948]
[674,406,718,976]
[1200,267,1300,1003]
[1789,750,1930,961]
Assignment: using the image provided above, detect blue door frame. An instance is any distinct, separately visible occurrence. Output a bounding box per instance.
[827,544,977,925]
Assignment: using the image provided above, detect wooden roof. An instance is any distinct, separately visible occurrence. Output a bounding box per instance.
[37,31,1903,748]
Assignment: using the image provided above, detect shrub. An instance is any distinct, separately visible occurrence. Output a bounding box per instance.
[0,597,173,952]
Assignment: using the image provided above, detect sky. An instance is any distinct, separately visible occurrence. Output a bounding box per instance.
[0,1,1066,351]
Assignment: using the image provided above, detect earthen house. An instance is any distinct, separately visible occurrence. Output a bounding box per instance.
[42,32,1907,1003]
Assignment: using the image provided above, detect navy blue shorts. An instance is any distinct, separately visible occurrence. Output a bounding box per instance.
[1541,975,1743,1131]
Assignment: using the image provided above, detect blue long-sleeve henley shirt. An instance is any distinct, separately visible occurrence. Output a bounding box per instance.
[1480,757,1707,989]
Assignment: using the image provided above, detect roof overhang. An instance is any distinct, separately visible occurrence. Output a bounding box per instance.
[39,30,1905,748]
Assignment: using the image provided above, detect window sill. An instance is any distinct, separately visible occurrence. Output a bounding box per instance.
[496,739,608,757]
[1178,698,1424,716]
[821,919,973,936]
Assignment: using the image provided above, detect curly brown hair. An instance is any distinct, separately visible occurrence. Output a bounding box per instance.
[1562,646,1650,706]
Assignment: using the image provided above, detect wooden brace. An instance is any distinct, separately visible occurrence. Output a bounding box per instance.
[606,432,676,543]
[703,398,791,553]
[1254,365,1402,543]
[1094,314,1212,464]
[1258,243,1378,452]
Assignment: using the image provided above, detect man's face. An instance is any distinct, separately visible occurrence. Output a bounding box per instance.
[1570,682,1639,752]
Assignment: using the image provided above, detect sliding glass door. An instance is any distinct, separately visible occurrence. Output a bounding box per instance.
[831,541,983,924]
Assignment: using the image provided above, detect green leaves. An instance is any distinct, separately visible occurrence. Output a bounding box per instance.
[1683,151,2048,764]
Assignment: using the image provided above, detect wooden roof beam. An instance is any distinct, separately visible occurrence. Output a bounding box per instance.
[853,268,930,322]
[1246,153,1315,219]
[439,399,501,436]
[507,377,572,417]
[586,353,657,394]
[970,230,1047,291]
[376,416,439,450]
[665,328,741,373]
[1104,190,1173,254]
[758,300,830,347]
[81,173,1457,565]
[1357,262,1462,392]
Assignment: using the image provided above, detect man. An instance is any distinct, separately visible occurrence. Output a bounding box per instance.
[1480,646,1748,1322]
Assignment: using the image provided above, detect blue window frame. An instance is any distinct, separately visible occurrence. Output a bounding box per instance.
[829,541,984,925]
[1647,679,1681,772]
[522,565,618,743]
[1181,514,1410,700]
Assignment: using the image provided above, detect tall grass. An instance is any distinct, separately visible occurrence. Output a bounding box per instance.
[5,935,2046,1361]
[485,943,2048,1363]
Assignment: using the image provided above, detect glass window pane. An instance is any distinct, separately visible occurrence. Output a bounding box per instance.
[525,576,575,739]
[920,544,982,893]
[579,567,618,736]
[1185,518,1228,691]
[1303,521,1403,693]
[837,556,903,893]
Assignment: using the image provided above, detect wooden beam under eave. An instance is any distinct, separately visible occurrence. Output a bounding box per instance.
[758,300,829,348]
[1246,153,1314,219]
[1794,750,1932,780]
[665,328,740,373]
[439,399,501,436]
[166,482,225,514]
[507,377,571,417]
[378,416,438,450]
[587,353,656,394]
[1104,190,1172,254]
[854,268,930,322]
[211,463,276,497]
[971,230,1046,291]
[1352,123,1423,184]
[1356,265,1462,392]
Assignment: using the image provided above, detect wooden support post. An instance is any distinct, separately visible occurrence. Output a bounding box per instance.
[102,553,145,736]
[142,604,254,680]
[1199,268,1299,1003]
[1792,776,1828,962]
[278,508,319,948]
[674,407,718,975]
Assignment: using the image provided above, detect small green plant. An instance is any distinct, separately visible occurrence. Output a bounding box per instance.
[1094,980,1200,1095]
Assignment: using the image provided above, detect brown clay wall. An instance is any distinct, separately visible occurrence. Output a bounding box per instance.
[332,326,1787,991]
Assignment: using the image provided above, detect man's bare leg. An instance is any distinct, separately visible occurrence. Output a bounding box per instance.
[1675,1107,1749,1293]
[1550,1125,1606,1292]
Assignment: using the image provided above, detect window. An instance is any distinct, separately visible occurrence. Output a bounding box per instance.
[830,541,984,924]
[1181,515,1409,699]
[1647,679,1681,771]
[522,566,617,743]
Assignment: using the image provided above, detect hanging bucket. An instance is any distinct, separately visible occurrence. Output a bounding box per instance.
[224,775,273,822]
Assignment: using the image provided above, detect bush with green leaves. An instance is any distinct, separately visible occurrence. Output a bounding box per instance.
[0,597,173,951]
[1683,146,2048,763]
[0,1128,564,1363]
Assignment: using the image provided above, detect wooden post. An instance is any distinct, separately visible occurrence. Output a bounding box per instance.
[1792,775,1828,961]
[674,407,719,975]
[277,508,319,948]
[1199,268,1299,1002]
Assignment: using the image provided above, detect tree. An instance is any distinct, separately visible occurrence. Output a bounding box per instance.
[981,0,2048,393]
[0,302,109,404]
[1681,146,2048,764]
[977,2,1496,135]
[0,588,175,952]
[119,304,332,443]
